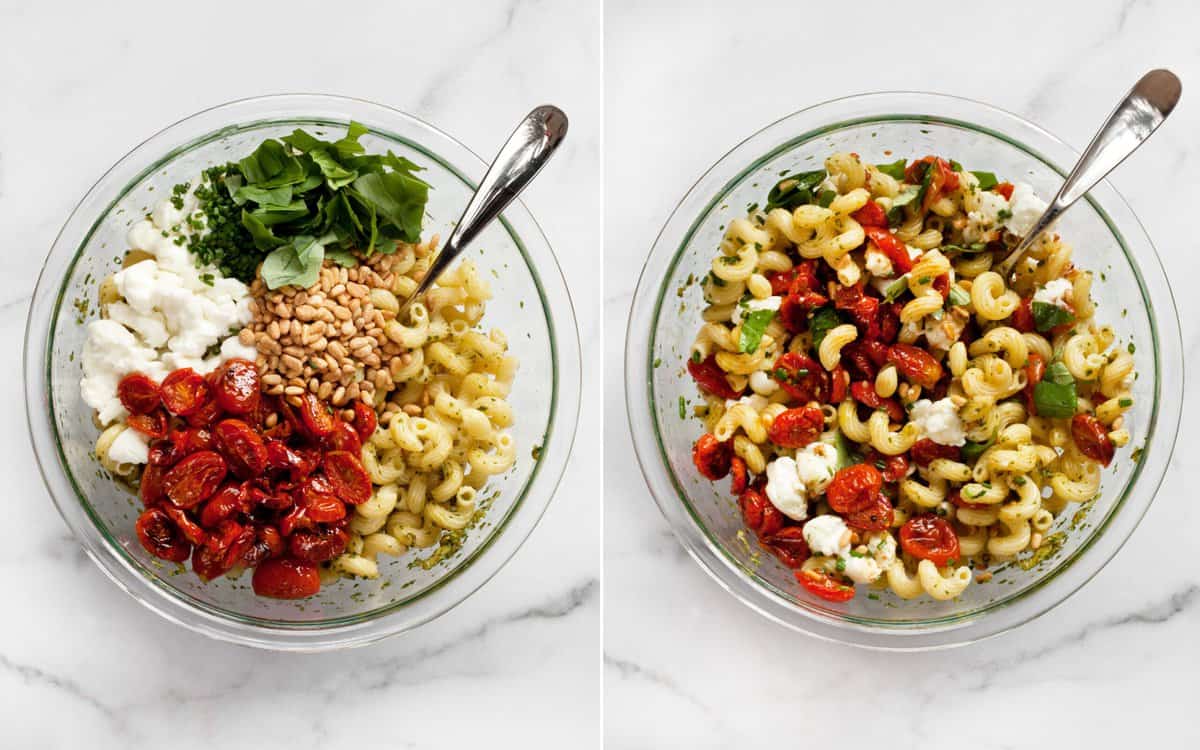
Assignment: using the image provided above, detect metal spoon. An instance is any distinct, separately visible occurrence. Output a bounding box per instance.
[400,105,569,311]
[995,69,1180,279]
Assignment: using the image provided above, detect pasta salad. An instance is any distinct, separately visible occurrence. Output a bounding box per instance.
[81,123,518,598]
[687,152,1134,603]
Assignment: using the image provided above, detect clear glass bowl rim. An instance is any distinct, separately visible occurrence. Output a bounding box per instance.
[624,90,1183,650]
[25,93,582,651]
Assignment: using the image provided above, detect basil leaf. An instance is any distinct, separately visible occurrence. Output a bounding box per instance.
[241,209,285,251]
[876,159,907,180]
[971,171,999,190]
[765,170,825,211]
[238,139,305,188]
[941,242,989,254]
[947,285,970,306]
[961,438,993,462]
[250,199,310,227]
[1033,379,1077,418]
[817,189,837,208]
[333,121,369,160]
[1044,361,1073,386]
[891,185,921,208]
[948,159,964,172]
[324,249,359,268]
[1032,300,1076,332]
[809,305,842,349]
[883,276,909,302]
[234,184,293,207]
[261,235,325,289]
[310,150,358,189]
[738,309,775,354]
[351,171,428,243]
[831,430,862,471]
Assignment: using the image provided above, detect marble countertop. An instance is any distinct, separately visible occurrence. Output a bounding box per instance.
[605,0,1199,746]
[1,1,600,747]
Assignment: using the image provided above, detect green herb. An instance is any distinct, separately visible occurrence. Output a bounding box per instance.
[886,185,921,224]
[948,159,964,172]
[809,305,842,349]
[883,276,909,302]
[835,557,847,572]
[1033,362,1077,418]
[997,208,1013,221]
[181,121,430,289]
[970,171,999,190]
[1127,342,1136,354]
[678,396,687,419]
[830,430,862,471]
[941,242,989,254]
[1032,300,1076,331]
[199,273,214,286]
[816,189,837,208]
[876,158,907,180]
[738,309,776,354]
[764,169,826,211]
[653,358,663,368]
[962,437,993,462]
[1119,397,1133,407]
[947,285,970,306]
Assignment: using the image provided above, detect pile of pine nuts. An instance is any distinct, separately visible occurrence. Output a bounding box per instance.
[241,254,415,420]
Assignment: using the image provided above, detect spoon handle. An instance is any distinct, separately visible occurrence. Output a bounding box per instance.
[403,105,568,307]
[997,69,1180,276]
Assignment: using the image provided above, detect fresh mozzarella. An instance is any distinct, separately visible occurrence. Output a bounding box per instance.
[965,190,1010,242]
[794,441,838,494]
[803,514,850,557]
[1033,277,1073,309]
[909,398,967,446]
[1004,182,1049,237]
[731,295,781,326]
[764,457,808,521]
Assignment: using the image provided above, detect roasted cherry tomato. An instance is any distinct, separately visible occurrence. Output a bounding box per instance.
[289,527,349,563]
[762,526,810,568]
[692,433,733,480]
[135,508,191,562]
[909,438,962,466]
[767,406,825,448]
[771,353,829,403]
[159,368,210,417]
[327,419,363,455]
[687,354,742,400]
[140,462,168,507]
[866,451,909,483]
[825,464,883,513]
[833,285,881,340]
[199,484,248,529]
[851,200,888,228]
[843,493,894,532]
[729,456,749,495]
[252,557,321,599]
[932,273,951,300]
[162,450,228,509]
[296,392,337,441]
[1010,297,1035,333]
[297,483,347,523]
[739,485,783,538]
[323,450,372,505]
[795,569,856,602]
[161,505,207,547]
[1071,414,1115,467]
[117,373,161,415]
[905,156,960,213]
[352,401,378,443]
[213,419,269,478]
[211,358,261,416]
[899,514,961,566]
[864,226,915,274]
[1023,353,1046,415]
[849,381,905,422]
[830,365,849,404]
[878,302,902,344]
[887,343,943,389]
[127,410,168,439]
[242,525,286,567]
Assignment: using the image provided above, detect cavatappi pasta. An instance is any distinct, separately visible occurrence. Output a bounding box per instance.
[686,153,1136,603]
[330,258,518,580]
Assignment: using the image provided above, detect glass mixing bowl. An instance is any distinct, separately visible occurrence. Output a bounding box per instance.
[26,94,581,650]
[625,92,1182,649]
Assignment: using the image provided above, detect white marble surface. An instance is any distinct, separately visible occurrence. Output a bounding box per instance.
[1,1,601,747]
[605,0,1199,746]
